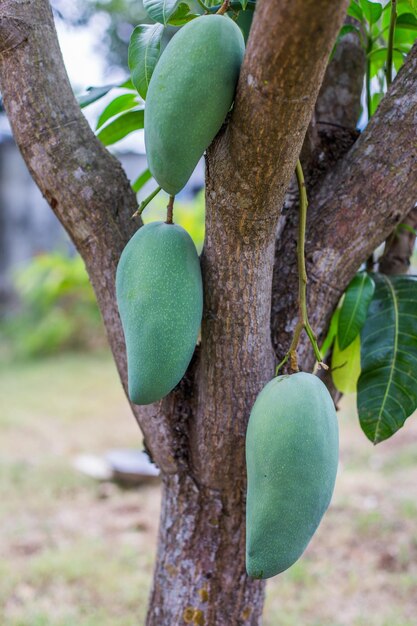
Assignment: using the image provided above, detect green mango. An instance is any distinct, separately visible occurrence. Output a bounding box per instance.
[116,222,203,405]
[145,15,245,196]
[246,372,339,579]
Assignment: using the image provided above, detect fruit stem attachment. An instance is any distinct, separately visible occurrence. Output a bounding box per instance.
[386,0,397,87]
[216,0,231,15]
[132,186,162,218]
[276,160,328,375]
[166,195,175,224]
[208,0,256,12]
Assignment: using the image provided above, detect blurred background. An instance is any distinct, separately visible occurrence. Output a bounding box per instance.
[1,1,417,625]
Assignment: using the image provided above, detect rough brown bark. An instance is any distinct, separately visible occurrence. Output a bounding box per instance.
[379,205,417,275]
[1,1,417,624]
[272,43,417,371]
[147,2,350,622]
[148,474,263,626]
[0,0,179,474]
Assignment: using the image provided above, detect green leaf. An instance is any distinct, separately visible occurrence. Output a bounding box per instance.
[96,94,139,130]
[321,308,340,357]
[396,11,417,29]
[397,223,417,235]
[338,23,361,41]
[143,0,181,24]
[96,110,144,146]
[168,3,198,25]
[128,24,165,100]
[369,47,404,77]
[332,334,361,394]
[406,0,417,14]
[77,85,116,108]
[348,1,364,22]
[338,272,375,350]
[240,0,249,8]
[132,168,153,193]
[358,274,417,444]
[360,0,383,24]
[371,91,384,115]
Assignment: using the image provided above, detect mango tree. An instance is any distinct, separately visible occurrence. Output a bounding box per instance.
[0,0,416,624]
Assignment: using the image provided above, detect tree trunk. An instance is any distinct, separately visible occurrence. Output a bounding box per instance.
[147,475,264,626]
[1,1,417,625]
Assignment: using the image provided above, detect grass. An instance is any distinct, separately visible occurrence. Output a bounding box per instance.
[1,353,417,625]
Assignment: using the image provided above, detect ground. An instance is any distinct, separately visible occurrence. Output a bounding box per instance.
[1,352,416,626]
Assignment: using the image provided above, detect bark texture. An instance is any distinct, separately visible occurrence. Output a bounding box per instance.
[272,42,417,370]
[379,205,417,275]
[1,0,417,624]
[0,0,179,474]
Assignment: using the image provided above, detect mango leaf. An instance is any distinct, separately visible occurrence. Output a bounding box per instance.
[96,110,144,146]
[360,0,383,24]
[132,168,152,193]
[397,11,417,26]
[129,24,164,100]
[338,272,375,350]
[348,1,364,22]
[406,0,417,14]
[321,308,340,357]
[77,85,116,108]
[332,334,361,394]
[168,3,198,25]
[143,0,181,24]
[369,47,404,77]
[96,93,139,130]
[358,274,417,444]
[371,91,383,115]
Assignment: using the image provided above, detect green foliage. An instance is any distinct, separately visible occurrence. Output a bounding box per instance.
[143,0,182,24]
[345,0,416,118]
[116,222,203,404]
[96,93,140,130]
[145,15,244,195]
[323,272,417,444]
[246,373,339,579]
[78,84,118,108]
[1,253,104,359]
[360,0,383,24]
[358,275,417,444]
[97,109,144,145]
[235,7,253,42]
[338,272,375,350]
[168,3,199,25]
[131,167,152,192]
[128,24,165,99]
[332,334,361,394]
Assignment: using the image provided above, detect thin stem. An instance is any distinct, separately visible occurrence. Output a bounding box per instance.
[216,0,231,15]
[166,195,175,224]
[208,0,256,12]
[132,186,162,218]
[366,39,372,120]
[196,0,210,13]
[276,160,327,376]
[386,0,397,87]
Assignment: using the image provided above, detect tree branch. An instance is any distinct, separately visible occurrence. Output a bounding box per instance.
[192,0,350,489]
[379,205,417,275]
[224,0,350,211]
[0,0,179,473]
[272,43,417,370]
